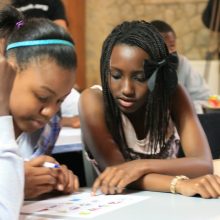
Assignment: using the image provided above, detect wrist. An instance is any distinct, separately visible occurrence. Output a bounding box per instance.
[170,175,189,194]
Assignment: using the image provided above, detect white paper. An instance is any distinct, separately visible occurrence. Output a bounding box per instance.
[21,191,149,218]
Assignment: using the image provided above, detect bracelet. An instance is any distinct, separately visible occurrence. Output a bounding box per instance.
[170,175,189,194]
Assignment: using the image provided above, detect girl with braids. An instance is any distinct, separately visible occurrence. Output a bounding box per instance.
[79,20,220,199]
[0,5,79,203]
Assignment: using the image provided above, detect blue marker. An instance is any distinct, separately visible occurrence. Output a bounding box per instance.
[43,162,60,168]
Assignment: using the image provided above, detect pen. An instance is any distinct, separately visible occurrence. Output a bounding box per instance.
[43,162,60,168]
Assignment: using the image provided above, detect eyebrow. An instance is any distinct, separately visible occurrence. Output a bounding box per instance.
[40,86,71,101]
[40,86,57,96]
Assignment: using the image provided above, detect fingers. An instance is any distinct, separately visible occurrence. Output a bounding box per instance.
[24,174,57,199]
[92,167,127,195]
[24,156,80,198]
[63,170,79,194]
[28,155,59,167]
[195,175,220,199]
[56,165,79,194]
[25,184,55,199]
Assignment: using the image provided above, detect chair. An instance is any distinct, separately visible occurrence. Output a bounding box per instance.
[198,113,220,159]
[178,113,220,159]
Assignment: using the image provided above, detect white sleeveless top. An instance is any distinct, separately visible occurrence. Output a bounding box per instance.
[121,113,180,159]
[91,85,180,159]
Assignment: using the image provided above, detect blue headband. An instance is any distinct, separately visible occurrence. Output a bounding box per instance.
[6,39,74,51]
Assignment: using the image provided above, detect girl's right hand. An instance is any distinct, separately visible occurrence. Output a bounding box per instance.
[176,174,220,199]
[0,56,16,115]
[24,155,79,199]
[24,156,60,199]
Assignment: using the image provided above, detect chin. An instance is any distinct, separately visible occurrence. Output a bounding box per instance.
[17,122,38,134]
[119,107,136,114]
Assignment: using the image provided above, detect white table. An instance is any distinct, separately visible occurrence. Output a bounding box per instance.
[20,188,220,220]
[52,127,83,154]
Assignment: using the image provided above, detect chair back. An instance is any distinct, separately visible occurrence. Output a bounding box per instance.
[198,113,220,159]
[178,113,220,159]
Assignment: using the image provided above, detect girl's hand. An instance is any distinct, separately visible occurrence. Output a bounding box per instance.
[56,164,79,194]
[24,156,60,199]
[92,160,145,195]
[0,56,16,115]
[25,155,79,199]
[176,174,220,199]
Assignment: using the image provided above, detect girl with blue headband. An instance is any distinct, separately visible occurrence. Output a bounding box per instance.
[0,4,79,211]
[79,20,220,199]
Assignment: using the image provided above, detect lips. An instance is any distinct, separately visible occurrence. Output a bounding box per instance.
[118,98,135,108]
[31,119,47,129]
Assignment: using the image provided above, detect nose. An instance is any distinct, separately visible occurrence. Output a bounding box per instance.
[122,78,134,97]
[40,103,60,119]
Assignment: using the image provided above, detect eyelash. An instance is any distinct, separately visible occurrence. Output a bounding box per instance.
[110,72,146,82]
[37,96,49,103]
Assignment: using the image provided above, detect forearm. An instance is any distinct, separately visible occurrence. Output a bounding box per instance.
[141,157,212,178]
[60,117,72,127]
[60,116,80,128]
[130,173,173,193]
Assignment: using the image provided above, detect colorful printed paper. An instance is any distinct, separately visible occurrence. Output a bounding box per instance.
[21,191,149,218]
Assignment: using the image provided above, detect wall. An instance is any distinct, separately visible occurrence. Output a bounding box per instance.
[86,0,219,91]
[0,0,10,8]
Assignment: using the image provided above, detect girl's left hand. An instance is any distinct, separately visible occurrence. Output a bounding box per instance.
[92,160,145,195]
[56,164,79,194]
[176,174,220,199]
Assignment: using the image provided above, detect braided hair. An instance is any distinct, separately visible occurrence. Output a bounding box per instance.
[100,20,177,159]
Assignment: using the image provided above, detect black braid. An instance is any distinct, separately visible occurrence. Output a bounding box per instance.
[100,20,176,159]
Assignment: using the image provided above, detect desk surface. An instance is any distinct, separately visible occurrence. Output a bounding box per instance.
[20,188,220,220]
[53,127,82,154]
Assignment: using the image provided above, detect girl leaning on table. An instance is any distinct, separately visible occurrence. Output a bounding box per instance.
[79,20,220,199]
[0,5,79,200]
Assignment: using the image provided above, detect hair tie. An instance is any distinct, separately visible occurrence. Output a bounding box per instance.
[144,52,178,92]
[6,39,74,51]
[16,20,24,29]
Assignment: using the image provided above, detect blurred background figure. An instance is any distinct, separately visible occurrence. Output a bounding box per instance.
[60,88,81,128]
[11,0,68,29]
[151,20,211,113]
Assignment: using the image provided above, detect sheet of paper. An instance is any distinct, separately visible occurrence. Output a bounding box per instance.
[21,191,150,218]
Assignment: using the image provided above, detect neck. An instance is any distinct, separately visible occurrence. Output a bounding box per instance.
[126,107,146,139]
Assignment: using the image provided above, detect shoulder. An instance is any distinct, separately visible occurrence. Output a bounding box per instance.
[79,86,104,116]
[80,86,103,100]
[171,84,196,122]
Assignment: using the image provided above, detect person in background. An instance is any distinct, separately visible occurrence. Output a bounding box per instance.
[0,57,24,220]
[0,5,79,199]
[11,0,68,29]
[150,20,211,113]
[79,20,220,199]
[60,88,81,128]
